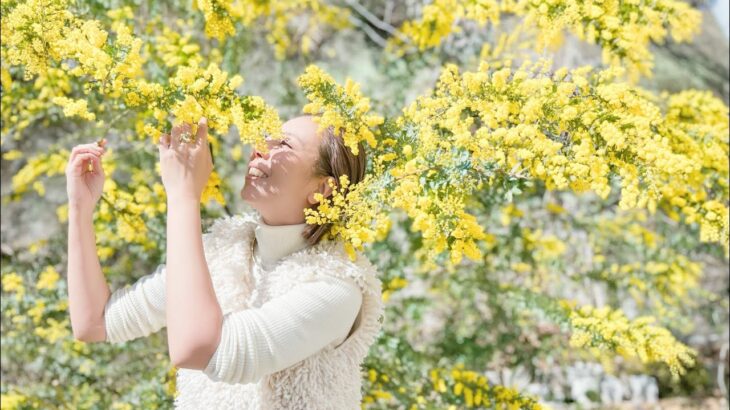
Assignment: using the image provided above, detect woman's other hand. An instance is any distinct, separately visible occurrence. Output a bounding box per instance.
[65,139,107,214]
[158,117,212,202]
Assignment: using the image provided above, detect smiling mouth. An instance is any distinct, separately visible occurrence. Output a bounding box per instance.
[247,168,269,178]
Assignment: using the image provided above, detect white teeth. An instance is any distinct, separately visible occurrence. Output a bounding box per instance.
[248,168,267,178]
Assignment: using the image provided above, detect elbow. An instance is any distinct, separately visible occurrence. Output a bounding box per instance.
[170,313,223,369]
[169,351,187,369]
[169,331,221,370]
[168,339,191,368]
[170,343,216,370]
[72,330,89,343]
[170,355,198,370]
[72,326,88,342]
[72,322,106,343]
[169,343,192,368]
[74,334,103,344]
[70,310,109,343]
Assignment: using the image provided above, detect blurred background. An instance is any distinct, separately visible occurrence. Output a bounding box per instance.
[1,0,728,408]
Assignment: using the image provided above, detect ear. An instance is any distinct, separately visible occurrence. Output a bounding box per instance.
[307,176,335,205]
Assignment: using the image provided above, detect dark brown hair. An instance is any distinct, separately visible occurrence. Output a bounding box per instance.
[301,118,368,247]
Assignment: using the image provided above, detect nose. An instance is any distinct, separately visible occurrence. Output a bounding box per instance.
[251,145,270,160]
[250,137,277,160]
[253,148,267,159]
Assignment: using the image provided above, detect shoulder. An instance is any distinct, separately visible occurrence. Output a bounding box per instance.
[282,239,383,298]
[206,211,258,238]
[198,213,258,270]
[202,211,257,249]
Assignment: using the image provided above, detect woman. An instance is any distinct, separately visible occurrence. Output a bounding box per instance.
[65,115,384,409]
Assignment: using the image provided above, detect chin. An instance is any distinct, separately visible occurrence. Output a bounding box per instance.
[240,187,262,207]
[239,188,250,203]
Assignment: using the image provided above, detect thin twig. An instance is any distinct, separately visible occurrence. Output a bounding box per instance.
[719,342,728,397]
[383,0,394,24]
[344,0,397,35]
[348,16,387,47]
[344,0,413,45]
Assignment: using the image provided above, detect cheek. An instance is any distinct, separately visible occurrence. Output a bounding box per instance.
[277,160,310,184]
[278,174,306,193]
[282,170,314,197]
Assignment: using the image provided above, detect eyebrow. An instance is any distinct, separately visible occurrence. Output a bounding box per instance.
[264,131,298,149]
[282,131,298,147]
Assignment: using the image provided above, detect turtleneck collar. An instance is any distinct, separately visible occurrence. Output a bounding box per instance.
[253,212,310,271]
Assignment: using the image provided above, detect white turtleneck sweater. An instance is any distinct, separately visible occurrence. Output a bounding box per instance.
[103,213,363,384]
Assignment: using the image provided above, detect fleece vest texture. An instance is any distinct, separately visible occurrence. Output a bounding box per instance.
[173,213,385,410]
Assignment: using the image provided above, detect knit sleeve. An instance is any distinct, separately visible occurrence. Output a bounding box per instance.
[103,264,167,344]
[202,275,363,385]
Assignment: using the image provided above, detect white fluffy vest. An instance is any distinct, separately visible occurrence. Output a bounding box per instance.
[173,213,384,409]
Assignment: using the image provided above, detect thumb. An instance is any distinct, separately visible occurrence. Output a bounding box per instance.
[158,133,170,154]
[196,117,208,146]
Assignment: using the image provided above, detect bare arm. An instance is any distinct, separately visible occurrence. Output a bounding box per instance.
[166,198,222,367]
[66,140,167,344]
[159,118,222,367]
[67,202,110,342]
[65,140,111,343]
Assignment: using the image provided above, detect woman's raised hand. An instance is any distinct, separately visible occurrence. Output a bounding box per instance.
[158,117,211,202]
[65,139,107,214]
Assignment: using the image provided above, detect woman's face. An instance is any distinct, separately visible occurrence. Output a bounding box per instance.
[240,115,332,225]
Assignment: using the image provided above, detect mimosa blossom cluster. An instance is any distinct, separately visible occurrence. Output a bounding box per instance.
[395,60,728,260]
[562,301,696,379]
[194,0,351,58]
[2,0,282,211]
[296,57,728,268]
[362,364,545,409]
[1,0,726,407]
[389,0,701,81]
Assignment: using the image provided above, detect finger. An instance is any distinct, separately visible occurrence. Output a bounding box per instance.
[195,121,210,157]
[196,117,208,146]
[158,133,170,153]
[170,123,182,151]
[74,142,104,150]
[74,152,99,165]
[70,147,103,163]
[80,142,106,152]
[177,122,193,151]
[96,153,105,176]
[95,140,108,156]
[73,153,100,174]
[89,152,103,174]
[72,144,104,157]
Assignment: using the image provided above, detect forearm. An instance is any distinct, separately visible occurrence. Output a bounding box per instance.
[67,206,111,341]
[165,198,222,367]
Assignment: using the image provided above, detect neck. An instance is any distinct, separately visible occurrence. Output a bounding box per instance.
[253,212,310,270]
[257,210,306,226]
